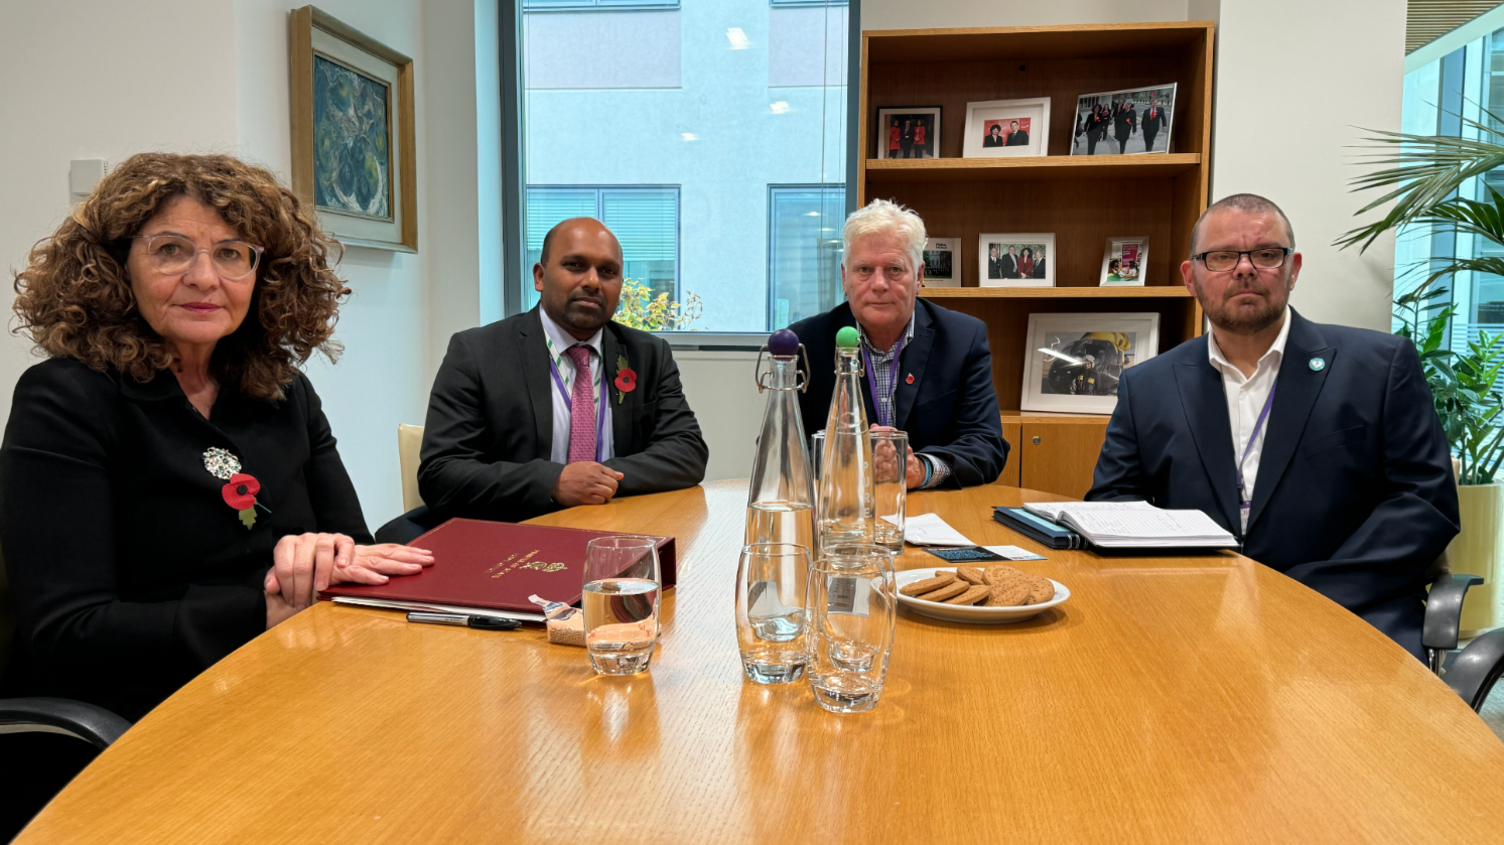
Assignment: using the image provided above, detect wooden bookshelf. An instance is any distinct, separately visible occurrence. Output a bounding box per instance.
[858,22,1215,494]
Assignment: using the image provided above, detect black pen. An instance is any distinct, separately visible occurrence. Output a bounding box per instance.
[406,612,522,630]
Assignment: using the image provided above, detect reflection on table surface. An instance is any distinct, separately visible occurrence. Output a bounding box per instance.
[16,480,1504,844]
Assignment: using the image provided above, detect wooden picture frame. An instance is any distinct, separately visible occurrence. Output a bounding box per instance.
[290,6,417,253]
[1021,311,1160,415]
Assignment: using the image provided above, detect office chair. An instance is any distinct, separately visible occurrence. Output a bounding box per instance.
[375,424,439,545]
[0,552,130,750]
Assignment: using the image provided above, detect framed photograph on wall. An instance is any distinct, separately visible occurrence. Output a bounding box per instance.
[963,98,1050,158]
[290,5,418,252]
[922,237,959,287]
[1070,83,1176,157]
[1100,236,1149,286]
[979,233,1054,288]
[876,106,942,159]
[1021,312,1161,415]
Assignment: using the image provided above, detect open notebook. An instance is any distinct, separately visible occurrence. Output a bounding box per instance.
[1021,501,1236,549]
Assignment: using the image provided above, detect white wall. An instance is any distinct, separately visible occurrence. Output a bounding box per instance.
[1196,0,1405,331]
[0,0,493,530]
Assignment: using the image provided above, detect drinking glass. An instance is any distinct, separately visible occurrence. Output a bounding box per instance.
[871,430,908,552]
[810,431,826,480]
[804,544,897,713]
[582,535,662,675]
[736,543,811,684]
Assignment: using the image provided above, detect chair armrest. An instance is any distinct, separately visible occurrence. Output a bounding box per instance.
[1445,630,1504,712]
[0,697,131,750]
[1424,574,1484,652]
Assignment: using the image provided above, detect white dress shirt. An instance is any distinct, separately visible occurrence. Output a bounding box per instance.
[538,310,615,464]
[1207,307,1291,529]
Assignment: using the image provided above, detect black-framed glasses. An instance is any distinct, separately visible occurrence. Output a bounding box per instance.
[1193,248,1292,272]
[132,234,265,281]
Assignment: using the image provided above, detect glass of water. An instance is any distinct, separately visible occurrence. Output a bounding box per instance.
[582,535,662,676]
[736,543,811,684]
[871,429,907,552]
[804,544,896,713]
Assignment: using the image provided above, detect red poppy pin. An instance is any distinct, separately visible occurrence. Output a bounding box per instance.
[614,353,636,404]
[203,447,272,529]
[906,374,915,384]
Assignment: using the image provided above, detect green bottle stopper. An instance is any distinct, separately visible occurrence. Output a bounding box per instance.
[835,326,861,349]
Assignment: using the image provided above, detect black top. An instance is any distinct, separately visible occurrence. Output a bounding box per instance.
[0,359,371,720]
[789,299,1009,488]
[418,307,709,522]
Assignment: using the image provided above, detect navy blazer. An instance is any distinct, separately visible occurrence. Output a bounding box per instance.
[789,299,1008,487]
[1087,309,1459,659]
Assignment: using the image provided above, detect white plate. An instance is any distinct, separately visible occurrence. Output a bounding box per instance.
[895,567,1070,624]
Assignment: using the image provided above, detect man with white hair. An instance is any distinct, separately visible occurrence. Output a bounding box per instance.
[789,199,1008,489]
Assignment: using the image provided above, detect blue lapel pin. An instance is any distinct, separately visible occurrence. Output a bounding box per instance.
[1308,357,1326,372]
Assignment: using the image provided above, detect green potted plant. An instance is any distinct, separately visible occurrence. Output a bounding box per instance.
[612,281,704,332]
[1341,115,1504,634]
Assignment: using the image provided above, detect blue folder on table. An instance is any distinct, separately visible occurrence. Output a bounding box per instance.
[993,506,1084,550]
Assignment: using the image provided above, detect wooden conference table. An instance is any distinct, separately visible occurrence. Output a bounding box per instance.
[17,481,1504,843]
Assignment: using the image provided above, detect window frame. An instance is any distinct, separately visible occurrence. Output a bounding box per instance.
[498,0,863,345]
[522,184,683,309]
[766,183,848,332]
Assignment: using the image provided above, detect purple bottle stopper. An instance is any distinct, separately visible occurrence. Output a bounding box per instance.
[768,328,800,357]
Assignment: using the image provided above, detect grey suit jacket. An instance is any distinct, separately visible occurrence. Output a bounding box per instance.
[418,307,709,521]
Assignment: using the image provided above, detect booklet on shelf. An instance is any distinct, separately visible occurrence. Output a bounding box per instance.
[1020,500,1236,549]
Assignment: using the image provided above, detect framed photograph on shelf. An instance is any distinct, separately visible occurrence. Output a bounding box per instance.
[963,98,1050,158]
[1100,236,1148,286]
[1069,83,1176,157]
[876,106,942,159]
[290,5,418,252]
[1021,312,1161,415]
[979,233,1054,288]
[922,237,959,287]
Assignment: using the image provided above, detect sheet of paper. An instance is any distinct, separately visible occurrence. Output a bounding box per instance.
[982,545,1047,561]
[883,512,975,546]
[1023,500,1155,522]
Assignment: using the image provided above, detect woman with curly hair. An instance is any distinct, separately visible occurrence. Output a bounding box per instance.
[0,153,432,722]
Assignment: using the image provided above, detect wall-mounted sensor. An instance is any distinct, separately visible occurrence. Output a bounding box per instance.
[69,159,108,200]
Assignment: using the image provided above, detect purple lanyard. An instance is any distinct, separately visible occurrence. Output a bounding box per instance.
[547,350,608,462]
[862,335,906,428]
[1235,382,1278,506]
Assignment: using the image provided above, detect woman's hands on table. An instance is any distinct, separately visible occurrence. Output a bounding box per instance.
[264,533,434,628]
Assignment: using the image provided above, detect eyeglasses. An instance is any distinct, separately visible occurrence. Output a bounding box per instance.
[1193,248,1292,272]
[132,234,265,280]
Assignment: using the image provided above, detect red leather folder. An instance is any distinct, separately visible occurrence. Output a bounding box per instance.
[319,518,676,616]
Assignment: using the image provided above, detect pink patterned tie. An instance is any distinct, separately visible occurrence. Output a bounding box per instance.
[565,345,596,463]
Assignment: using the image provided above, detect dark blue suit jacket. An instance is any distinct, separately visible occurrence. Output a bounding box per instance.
[1087,309,1459,659]
[789,299,1008,487]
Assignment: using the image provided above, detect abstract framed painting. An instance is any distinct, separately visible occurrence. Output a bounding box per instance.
[290,6,417,252]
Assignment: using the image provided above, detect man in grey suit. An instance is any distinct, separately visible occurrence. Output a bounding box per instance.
[415,218,708,524]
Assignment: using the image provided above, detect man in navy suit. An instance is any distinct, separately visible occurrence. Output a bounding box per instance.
[790,199,1008,489]
[1088,194,1458,659]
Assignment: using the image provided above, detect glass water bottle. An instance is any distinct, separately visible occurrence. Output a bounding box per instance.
[744,328,817,553]
[817,326,875,548]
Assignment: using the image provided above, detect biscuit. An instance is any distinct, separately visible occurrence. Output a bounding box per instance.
[985,580,1032,607]
[917,581,970,602]
[956,567,987,586]
[901,575,955,597]
[944,585,991,605]
[983,565,1021,586]
[1024,577,1056,605]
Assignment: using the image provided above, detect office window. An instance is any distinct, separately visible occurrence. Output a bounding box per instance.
[768,185,845,330]
[770,0,846,6]
[519,0,851,333]
[524,186,680,311]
